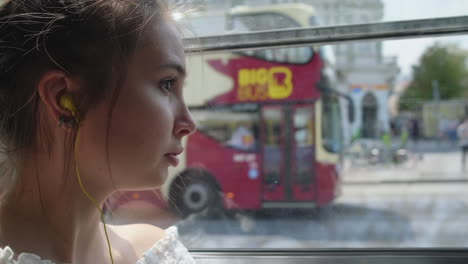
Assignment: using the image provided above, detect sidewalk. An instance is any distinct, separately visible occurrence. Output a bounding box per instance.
[343,151,467,184]
[405,139,459,153]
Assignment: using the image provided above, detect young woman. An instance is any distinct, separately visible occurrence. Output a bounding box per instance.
[0,0,197,263]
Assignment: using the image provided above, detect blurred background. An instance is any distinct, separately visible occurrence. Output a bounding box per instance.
[106,0,468,250]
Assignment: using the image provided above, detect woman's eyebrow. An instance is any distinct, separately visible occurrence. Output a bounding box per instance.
[158,63,186,77]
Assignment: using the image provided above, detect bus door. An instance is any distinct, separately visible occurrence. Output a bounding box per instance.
[261,104,316,206]
[291,104,316,201]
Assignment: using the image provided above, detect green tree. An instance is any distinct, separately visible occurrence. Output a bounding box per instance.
[400,43,468,109]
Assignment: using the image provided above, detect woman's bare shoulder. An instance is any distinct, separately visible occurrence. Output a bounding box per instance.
[109,223,166,257]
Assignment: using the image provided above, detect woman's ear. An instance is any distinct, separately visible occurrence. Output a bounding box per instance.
[36,71,78,130]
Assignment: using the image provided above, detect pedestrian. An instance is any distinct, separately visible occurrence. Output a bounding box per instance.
[448,120,460,146]
[405,114,421,155]
[457,116,468,172]
[0,1,196,263]
[409,116,421,144]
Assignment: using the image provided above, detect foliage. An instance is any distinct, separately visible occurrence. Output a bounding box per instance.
[400,43,468,110]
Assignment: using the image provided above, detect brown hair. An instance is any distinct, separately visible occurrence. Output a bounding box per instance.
[0,0,168,199]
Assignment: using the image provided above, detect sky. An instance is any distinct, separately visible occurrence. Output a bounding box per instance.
[381,0,468,78]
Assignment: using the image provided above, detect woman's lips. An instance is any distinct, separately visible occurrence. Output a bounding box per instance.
[164,154,180,167]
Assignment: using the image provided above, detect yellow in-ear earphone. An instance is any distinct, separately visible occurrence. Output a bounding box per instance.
[59,93,81,125]
[59,93,115,264]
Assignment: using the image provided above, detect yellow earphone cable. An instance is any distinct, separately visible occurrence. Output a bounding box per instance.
[74,127,115,264]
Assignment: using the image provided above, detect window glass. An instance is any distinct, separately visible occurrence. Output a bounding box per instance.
[105,0,468,253]
[232,13,296,31]
[262,108,283,185]
[294,107,314,147]
[175,0,468,31]
[322,95,343,153]
[293,106,315,185]
[232,13,313,63]
[193,109,259,151]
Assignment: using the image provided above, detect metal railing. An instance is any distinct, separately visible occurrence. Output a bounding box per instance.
[191,248,468,264]
[184,16,468,53]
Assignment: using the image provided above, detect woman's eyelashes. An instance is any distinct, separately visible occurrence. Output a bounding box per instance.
[159,78,177,93]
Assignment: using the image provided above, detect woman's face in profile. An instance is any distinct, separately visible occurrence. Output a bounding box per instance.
[79,17,196,191]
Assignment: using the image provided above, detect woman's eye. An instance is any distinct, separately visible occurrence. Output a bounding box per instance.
[159,78,177,92]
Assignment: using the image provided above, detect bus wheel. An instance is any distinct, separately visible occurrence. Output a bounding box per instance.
[169,173,220,218]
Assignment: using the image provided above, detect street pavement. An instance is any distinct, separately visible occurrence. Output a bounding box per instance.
[343,149,466,184]
[169,180,468,249]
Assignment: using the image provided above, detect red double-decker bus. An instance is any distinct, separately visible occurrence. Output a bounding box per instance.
[107,4,349,217]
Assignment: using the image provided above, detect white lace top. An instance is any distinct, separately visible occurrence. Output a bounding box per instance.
[0,226,195,264]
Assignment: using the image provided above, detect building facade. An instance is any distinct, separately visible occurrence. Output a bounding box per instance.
[302,0,399,139]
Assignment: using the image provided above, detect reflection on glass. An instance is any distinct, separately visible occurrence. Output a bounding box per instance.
[104,0,468,252]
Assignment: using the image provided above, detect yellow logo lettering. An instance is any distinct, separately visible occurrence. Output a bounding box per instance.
[268,67,293,99]
[237,67,293,101]
[238,69,250,87]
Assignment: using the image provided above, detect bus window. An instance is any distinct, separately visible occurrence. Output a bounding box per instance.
[192,109,259,152]
[227,122,257,150]
[294,106,315,186]
[232,13,298,31]
[322,95,343,153]
[262,107,283,185]
[232,13,313,63]
[294,107,314,147]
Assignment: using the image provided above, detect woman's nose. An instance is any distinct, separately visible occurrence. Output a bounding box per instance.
[174,106,197,138]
